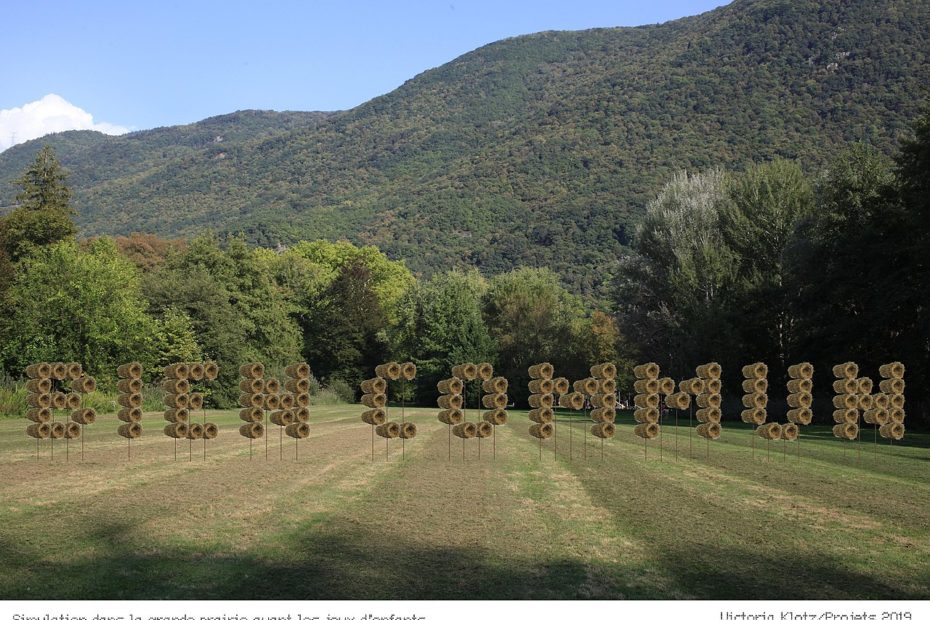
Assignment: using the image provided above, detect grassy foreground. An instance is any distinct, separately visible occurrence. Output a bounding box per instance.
[0,405,928,600]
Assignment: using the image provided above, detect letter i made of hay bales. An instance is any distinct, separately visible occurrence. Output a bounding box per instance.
[740,362,769,459]
[588,362,618,460]
[877,362,906,443]
[437,376,464,461]
[527,362,556,459]
[830,361,862,453]
[27,361,98,462]
[480,368,508,460]
[693,362,723,460]
[784,362,814,460]
[363,362,417,462]
[632,362,663,460]
[164,361,219,462]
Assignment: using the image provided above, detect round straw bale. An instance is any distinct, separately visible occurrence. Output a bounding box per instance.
[437,377,464,395]
[742,378,767,394]
[787,392,813,409]
[27,392,52,408]
[528,378,554,394]
[437,394,463,410]
[164,423,189,439]
[705,378,722,395]
[756,422,782,440]
[634,422,659,439]
[787,378,813,394]
[682,378,705,395]
[667,392,692,410]
[879,378,905,395]
[741,362,768,379]
[362,393,388,409]
[475,363,493,381]
[634,407,659,424]
[831,394,857,410]
[186,423,204,440]
[65,392,82,409]
[597,378,617,395]
[484,409,508,425]
[633,363,660,380]
[295,392,311,408]
[473,421,492,439]
[528,362,555,380]
[696,407,722,423]
[187,362,206,381]
[879,362,905,380]
[239,363,264,379]
[696,362,723,380]
[26,362,52,379]
[285,362,311,380]
[781,422,799,441]
[161,378,190,394]
[26,378,52,394]
[889,408,905,424]
[741,392,768,409]
[482,393,508,409]
[293,407,310,423]
[856,377,873,394]
[552,377,571,395]
[270,409,295,426]
[879,422,905,440]
[857,393,874,410]
[559,392,585,410]
[696,393,722,409]
[889,394,905,409]
[832,422,858,440]
[51,392,67,409]
[696,422,722,440]
[164,363,190,380]
[591,422,616,439]
[831,362,858,379]
[28,408,52,423]
[238,392,263,408]
[238,378,264,394]
[117,378,143,394]
[394,421,415,439]
[872,393,890,410]
[116,407,142,422]
[574,378,599,396]
[117,422,142,439]
[264,393,281,410]
[162,393,187,409]
[863,409,889,425]
[590,363,618,380]
[832,379,857,394]
[528,422,553,439]
[362,408,387,425]
[591,393,617,409]
[633,379,659,395]
[452,363,478,381]
[376,422,401,439]
[438,409,464,425]
[832,408,858,424]
[528,393,554,409]
[529,408,554,423]
[591,408,616,424]
[286,378,312,394]
[286,422,311,439]
[26,422,51,439]
[360,377,387,394]
[117,362,143,380]
[482,377,508,394]
[633,393,660,410]
[51,363,67,381]
[263,378,281,394]
[64,363,83,381]
[787,408,813,425]
[203,361,220,381]
[787,362,814,380]
[658,377,676,396]
[203,422,218,440]
[239,422,264,439]
[453,422,478,439]
[239,407,264,423]
[375,362,402,380]
[740,408,766,425]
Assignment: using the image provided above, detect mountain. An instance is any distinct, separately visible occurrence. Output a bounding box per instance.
[1,0,928,297]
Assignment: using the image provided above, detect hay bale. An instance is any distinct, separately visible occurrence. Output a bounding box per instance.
[591,393,617,409]
[633,363,660,380]
[239,407,263,423]
[474,421,492,439]
[239,363,264,379]
[890,393,905,409]
[781,422,799,442]
[696,407,722,423]
[559,392,585,410]
[453,422,478,439]
[286,378,312,394]
[554,377,571,395]
[118,407,144,423]
[832,362,859,379]
[634,407,659,424]
[681,378,705,395]
[26,423,51,439]
[787,408,813,425]
[856,377,873,394]
[666,392,691,410]
[203,361,220,381]
[633,379,660,395]
[741,392,768,409]
[165,363,191,380]
[879,422,905,440]
[264,378,281,395]
[741,362,768,379]
[832,409,859,424]
[452,363,479,381]
[757,422,782,440]
[27,408,52,423]
[64,363,83,381]
[529,408,554,423]
[873,393,890,410]
[361,393,388,409]
[65,392,82,410]
[161,378,190,394]
[574,378,599,396]
[528,362,555,380]
[186,423,204,440]
[741,378,768,394]
[187,363,206,381]
[857,394,874,410]
[484,409,508,425]
[832,422,858,440]
[285,362,312,380]
[788,362,814,380]
[202,422,218,440]
[238,392,263,409]
[476,363,493,381]
[889,408,905,424]
[117,423,142,439]
[482,393,508,409]
[879,362,905,380]
[591,422,616,439]
[787,392,813,409]
[597,378,617,395]
[740,408,766,425]
[634,423,659,439]
[705,378,723,395]
[786,378,813,394]
[437,394,463,410]
[117,362,144,380]
[279,393,295,409]
[239,422,264,439]
[696,422,722,440]
[832,379,858,394]
[591,408,616,424]
[658,377,676,396]
[117,378,143,394]
[831,394,857,410]
[528,378,554,394]
[438,377,465,395]
[27,393,51,409]
[51,363,67,381]
[26,362,52,379]
[528,393,554,409]
[270,410,295,426]
[286,422,311,439]
[360,377,387,394]
[863,409,890,425]
[164,423,189,439]
[293,407,310,423]
[482,377,508,394]
[295,392,311,408]
[696,362,723,380]
[52,392,68,409]
[696,393,722,409]
[55,420,74,439]
[879,378,905,395]
[188,392,204,409]
[362,409,387,425]
[590,363,618,380]
[26,378,52,394]
[528,423,554,439]
[438,409,464,425]
[263,393,281,411]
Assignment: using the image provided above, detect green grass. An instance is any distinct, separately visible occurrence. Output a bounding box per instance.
[0,405,928,599]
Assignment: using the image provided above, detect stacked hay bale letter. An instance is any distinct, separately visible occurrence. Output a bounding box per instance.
[452,363,480,440]
[162,361,219,445]
[589,363,617,441]
[831,362,861,442]
[877,362,906,441]
[238,363,266,442]
[116,362,144,440]
[527,362,555,441]
[361,362,416,444]
[740,363,776,440]
[437,375,465,446]
[283,362,312,442]
[785,362,814,441]
[695,363,722,441]
[480,365,509,437]
[632,362,662,441]
[26,362,98,447]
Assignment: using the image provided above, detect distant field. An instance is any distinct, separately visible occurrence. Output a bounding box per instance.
[1,406,928,599]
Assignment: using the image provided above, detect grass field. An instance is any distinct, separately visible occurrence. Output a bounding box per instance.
[1,405,928,600]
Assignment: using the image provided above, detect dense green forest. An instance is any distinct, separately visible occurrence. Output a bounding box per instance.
[1,0,928,298]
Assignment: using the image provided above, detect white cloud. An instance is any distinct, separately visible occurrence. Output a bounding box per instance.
[0,94,130,152]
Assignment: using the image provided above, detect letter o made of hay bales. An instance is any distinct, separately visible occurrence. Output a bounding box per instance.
[438,378,464,395]
[270,409,295,426]
[452,363,478,381]
[285,362,311,380]
[833,379,858,394]
[592,422,616,439]
[398,422,417,439]
[528,393,554,409]
[165,363,191,380]
[484,409,507,425]
[781,422,799,442]
[879,422,905,440]
[476,362,493,382]
[756,422,782,441]
[741,362,767,379]
[474,421,492,439]
[559,392,585,410]
[529,408,554,424]
[666,392,691,410]
[696,407,722,424]
[741,408,766,425]
[574,378,599,396]
[26,378,52,394]
[634,422,659,440]
[880,378,905,395]
[742,378,767,394]
[633,363,660,380]
[741,392,767,409]
[591,393,617,409]
[591,408,616,423]
[696,362,723,380]
[186,423,205,440]
[831,362,858,379]
[787,378,813,394]
[202,423,218,440]
[453,422,478,439]
[682,378,705,395]
[879,362,905,380]
[832,409,858,424]
[590,363,618,380]
[294,407,310,423]
[26,362,52,379]
[438,409,464,425]
[203,361,220,381]
[239,422,264,439]
[28,408,52,423]
[889,408,905,424]
[51,363,67,381]
[832,422,858,440]
[376,422,401,439]
[361,377,387,394]
[528,362,555,380]
[633,379,659,395]
[529,422,554,440]
[696,422,722,440]
[787,392,813,409]
[286,422,311,439]
[362,408,387,425]
[118,422,142,439]
[597,378,617,395]
[658,377,676,396]
[362,393,388,409]
[240,407,263,423]
[528,378,554,394]
[239,378,264,394]
[65,392,82,410]
[787,408,813,425]
[27,422,52,439]
[832,394,857,410]
[634,407,659,424]
[187,362,206,381]
[239,363,264,380]
[120,407,144,423]
[162,393,187,409]
[437,394,463,410]
[286,378,311,394]
[117,362,143,380]
[482,393,507,409]
[482,377,508,394]
[164,423,189,439]
[696,393,722,409]
[788,362,814,380]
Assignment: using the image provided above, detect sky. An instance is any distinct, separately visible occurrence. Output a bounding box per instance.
[0,0,727,151]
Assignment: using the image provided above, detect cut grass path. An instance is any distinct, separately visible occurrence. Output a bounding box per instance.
[0,406,927,599]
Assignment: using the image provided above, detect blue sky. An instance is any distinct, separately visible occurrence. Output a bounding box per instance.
[0,0,726,144]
